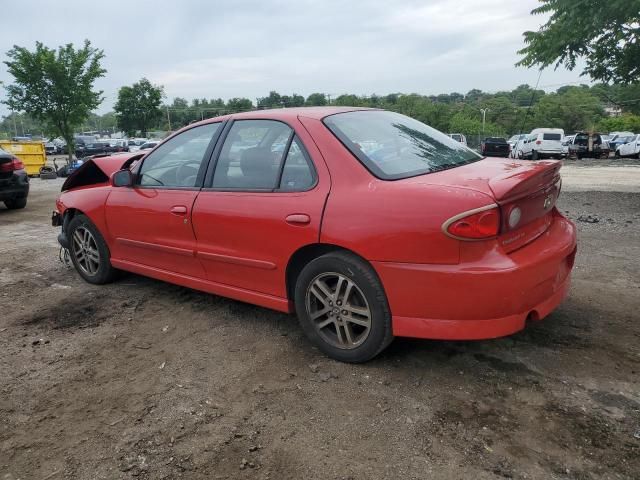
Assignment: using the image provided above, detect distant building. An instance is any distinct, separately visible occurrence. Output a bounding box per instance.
[604,105,622,117]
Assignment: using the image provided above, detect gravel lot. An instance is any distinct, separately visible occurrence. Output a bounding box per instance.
[1,159,639,479]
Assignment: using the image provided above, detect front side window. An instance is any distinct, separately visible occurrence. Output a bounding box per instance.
[212,120,293,189]
[138,123,220,187]
[323,111,482,180]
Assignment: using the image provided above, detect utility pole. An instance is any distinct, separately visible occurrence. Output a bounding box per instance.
[480,108,490,137]
[12,113,17,137]
[166,106,172,131]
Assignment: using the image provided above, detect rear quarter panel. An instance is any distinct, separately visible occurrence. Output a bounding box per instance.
[300,116,495,265]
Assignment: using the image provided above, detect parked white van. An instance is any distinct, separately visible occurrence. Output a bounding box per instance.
[517,128,565,160]
[447,133,467,146]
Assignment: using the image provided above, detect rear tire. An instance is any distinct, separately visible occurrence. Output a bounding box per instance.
[531,150,539,160]
[67,214,117,284]
[4,197,27,209]
[294,252,393,363]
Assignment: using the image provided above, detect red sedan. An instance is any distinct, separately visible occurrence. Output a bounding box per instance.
[53,108,576,362]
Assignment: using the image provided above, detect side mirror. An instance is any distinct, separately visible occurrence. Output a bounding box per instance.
[111,169,133,187]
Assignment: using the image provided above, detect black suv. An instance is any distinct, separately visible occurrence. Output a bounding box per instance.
[0,147,29,209]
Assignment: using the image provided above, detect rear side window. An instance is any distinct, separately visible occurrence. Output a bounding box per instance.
[212,120,293,190]
[543,133,562,141]
[324,111,481,180]
[279,137,316,191]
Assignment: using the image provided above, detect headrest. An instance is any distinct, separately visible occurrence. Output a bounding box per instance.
[240,147,273,177]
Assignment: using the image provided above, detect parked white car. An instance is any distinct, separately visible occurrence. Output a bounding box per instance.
[615,134,640,158]
[138,141,160,151]
[516,128,565,160]
[507,134,527,158]
[561,135,575,157]
[128,138,149,152]
[447,133,467,146]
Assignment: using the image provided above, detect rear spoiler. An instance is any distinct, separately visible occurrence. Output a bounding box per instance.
[488,160,561,201]
[61,153,144,191]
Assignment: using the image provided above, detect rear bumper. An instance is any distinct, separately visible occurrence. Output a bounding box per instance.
[536,150,563,157]
[0,171,29,201]
[373,213,577,340]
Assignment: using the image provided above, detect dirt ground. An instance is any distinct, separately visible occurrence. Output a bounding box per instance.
[1,159,639,480]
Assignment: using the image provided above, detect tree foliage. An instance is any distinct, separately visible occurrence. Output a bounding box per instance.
[114,78,164,136]
[597,113,640,132]
[257,91,305,108]
[517,0,640,84]
[2,40,105,159]
[305,93,327,106]
[226,97,253,112]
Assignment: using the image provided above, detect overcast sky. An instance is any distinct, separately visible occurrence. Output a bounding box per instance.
[1,0,586,116]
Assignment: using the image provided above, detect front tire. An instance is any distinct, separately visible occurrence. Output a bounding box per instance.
[294,252,393,363]
[67,214,117,284]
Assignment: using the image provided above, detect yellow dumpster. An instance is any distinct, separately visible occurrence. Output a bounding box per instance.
[0,141,47,176]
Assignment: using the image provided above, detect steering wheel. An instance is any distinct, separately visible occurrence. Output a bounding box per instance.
[175,161,201,186]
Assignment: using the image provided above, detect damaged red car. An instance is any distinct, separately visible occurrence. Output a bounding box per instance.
[53,108,577,362]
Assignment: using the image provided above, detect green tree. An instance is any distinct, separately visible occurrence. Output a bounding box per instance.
[305,93,327,106]
[226,97,253,112]
[517,0,640,84]
[3,40,106,160]
[334,94,362,106]
[533,88,604,132]
[258,91,282,108]
[288,94,305,107]
[114,78,164,137]
[510,84,546,107]
[597,113,640,133]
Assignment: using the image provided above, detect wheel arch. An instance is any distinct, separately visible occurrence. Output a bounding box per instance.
[285,243,384,301]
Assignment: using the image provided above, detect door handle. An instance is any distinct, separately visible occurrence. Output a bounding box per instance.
[286,214,310,225]
[170,205,188,215]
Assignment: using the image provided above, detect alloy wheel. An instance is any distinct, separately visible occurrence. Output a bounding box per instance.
[72,226,101,276]
[305,272,372,349]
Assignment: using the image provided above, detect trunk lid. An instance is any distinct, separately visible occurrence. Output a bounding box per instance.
[403,158,562,251]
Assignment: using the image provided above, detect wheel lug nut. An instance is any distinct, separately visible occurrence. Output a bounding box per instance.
[342,310,347,315]
[337,301,342,306]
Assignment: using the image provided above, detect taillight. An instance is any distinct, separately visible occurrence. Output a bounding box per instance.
[535,140,542,145]
[443,205,500,240]
[0,158,24,172]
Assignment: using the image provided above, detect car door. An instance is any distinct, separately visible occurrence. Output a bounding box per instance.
[633,135,640,156]
[191,118,330,298]
[619,136,631,156]
[105,122,222,278]
[626,135,640,156]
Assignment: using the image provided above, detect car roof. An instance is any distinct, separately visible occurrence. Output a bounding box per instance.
[183,106,375,129]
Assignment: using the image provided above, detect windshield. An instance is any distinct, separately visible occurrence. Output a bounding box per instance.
[323,111,482,180]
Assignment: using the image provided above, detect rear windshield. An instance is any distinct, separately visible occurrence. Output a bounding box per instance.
[485,137,507,143]
[323,111,482,180]
[542,133,562,141]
